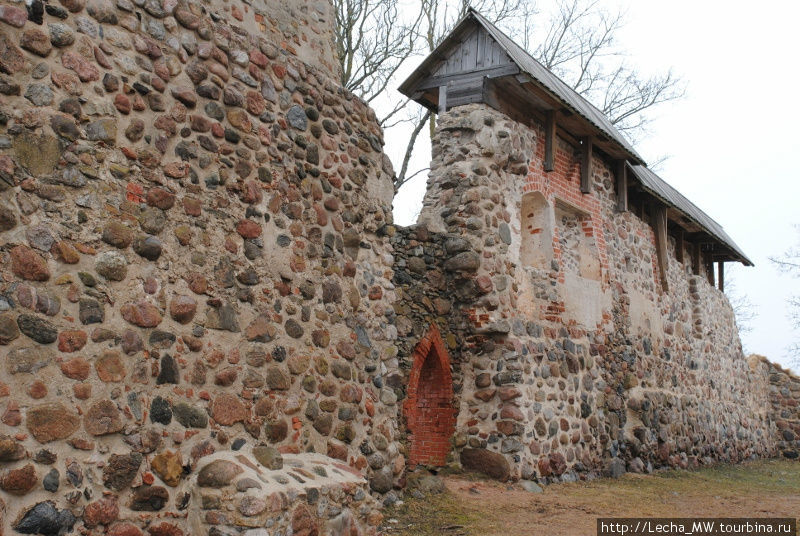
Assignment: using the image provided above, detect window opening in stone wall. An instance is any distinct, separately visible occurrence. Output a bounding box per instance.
[404,325,456,467]
[520,191,554,270]
[555,200,601,281]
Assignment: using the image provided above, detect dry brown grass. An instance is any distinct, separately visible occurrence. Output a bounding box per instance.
[382,459,800,536]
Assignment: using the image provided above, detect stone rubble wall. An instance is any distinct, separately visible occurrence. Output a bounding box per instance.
[404,103,779,481]
[759,356,800,459]
[0,0,796,530]
[0,0,399,533]
[390,225,474,463]
[391,225,471,391]
[187,450,381,535]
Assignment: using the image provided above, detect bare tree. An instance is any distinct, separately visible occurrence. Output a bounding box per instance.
[334,0,686,192]
[333,0,422,126]
[770,227,800,363]
[397,0,527,191]
[723,266,757,353]
[523,0,685,139]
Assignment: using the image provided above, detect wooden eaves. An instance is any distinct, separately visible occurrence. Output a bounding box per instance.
[398,8,753,284]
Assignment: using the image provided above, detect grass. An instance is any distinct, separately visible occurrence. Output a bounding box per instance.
[381,459,800,536]
[559,459,800,507]
[383,489,482,536]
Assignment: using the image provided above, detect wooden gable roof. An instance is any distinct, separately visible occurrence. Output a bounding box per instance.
[399,8,752,268]
[398,8,644,164]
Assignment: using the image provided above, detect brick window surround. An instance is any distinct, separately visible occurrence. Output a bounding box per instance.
[404,324,457,467]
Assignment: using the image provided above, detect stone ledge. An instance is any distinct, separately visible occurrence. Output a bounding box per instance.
[188,450,383,535]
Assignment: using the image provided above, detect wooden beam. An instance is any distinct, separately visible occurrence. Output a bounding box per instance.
[482,78,550,129]
[675,228,684,264]
[438,85,447,114]
[580,136,592,193]
[692,242,701,275]
[416,63,520,91]
[653,205,669,292]
[544,110,556,172]
[685,232,713,243]
[705,249,715,286]
[717,262,725,292]
[615,160,627,212]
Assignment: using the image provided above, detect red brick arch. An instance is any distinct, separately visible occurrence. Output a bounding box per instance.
[404,324,457,467]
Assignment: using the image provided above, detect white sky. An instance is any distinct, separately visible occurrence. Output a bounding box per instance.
[385,0,800,372]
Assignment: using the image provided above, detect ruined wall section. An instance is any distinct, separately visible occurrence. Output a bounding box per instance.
[390,224,478,467]
[413,103,774,481]
[0,0,396,533]
[761,357,800,459]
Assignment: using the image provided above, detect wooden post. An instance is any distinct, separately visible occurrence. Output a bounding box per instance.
[717,262,724,292]
[438,85,447,114]
[544,110,556,172]
[653,205,669,292]
[580,136,592,194]
[705,249,715,286]
[676,228,684,264]
[615,160,627,212]
[692,242,701,275]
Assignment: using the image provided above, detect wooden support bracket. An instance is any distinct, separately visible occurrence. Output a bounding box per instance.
[615,160,627,212]
[544,110,556,172]
[580,136,592,194]
[653,205,669,292]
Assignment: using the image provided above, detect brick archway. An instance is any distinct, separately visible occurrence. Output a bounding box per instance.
[404,324,456,467]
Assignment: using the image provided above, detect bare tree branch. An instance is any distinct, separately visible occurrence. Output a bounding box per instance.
[379,98,413,129]
[334,0,422,114]
[769,256,800,273]
[770,226,800,363]
[724,267,757,346]
[396,110,431,192]
[336,0,686,193]
[527,0,685,142]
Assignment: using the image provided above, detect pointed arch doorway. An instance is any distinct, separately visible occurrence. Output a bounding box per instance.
[404,324,456,467]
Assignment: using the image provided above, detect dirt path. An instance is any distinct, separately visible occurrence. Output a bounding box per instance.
[383,459,800,536]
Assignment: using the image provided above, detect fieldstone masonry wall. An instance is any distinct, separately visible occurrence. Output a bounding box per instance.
[0,0,397,533]
[403,104,794,481]
[0,0,798,532]
[761,357,800,459]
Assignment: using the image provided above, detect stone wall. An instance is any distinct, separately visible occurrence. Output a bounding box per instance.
[0,0,795,530]
[760,356,800,459]
[391,225,474,470]
[405,103,777,481]
[0,0,398,533]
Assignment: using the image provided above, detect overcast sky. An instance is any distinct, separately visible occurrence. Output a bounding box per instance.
[386,0,800,372]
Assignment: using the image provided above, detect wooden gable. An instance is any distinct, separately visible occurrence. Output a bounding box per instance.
[431,26,515,78]
[399,9,752,271]
[404,24,519,114]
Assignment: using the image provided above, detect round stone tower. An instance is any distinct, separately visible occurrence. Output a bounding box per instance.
[0,0,399,532]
